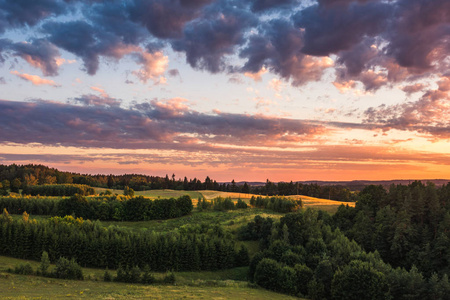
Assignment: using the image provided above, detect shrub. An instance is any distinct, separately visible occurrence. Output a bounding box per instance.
[53,257,83,280]
[254,258,282,291]
[103,268,112,282]
[14,263,34,275]
[162,271,176,284]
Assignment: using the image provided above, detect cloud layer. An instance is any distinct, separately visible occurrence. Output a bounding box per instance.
[0,0,448,88]
[0,98,325,149]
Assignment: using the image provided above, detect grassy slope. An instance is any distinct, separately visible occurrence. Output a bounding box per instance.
[99,208,285,233]
[0,256,299,300]
[3,189,353,298]
[94,188,354,213]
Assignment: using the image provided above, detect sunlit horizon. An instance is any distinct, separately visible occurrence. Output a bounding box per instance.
[1,0,449,182]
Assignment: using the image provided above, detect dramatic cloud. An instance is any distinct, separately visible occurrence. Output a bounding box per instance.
[10,71,60,86]
[294,2,390,56]
[0,0,68,32]
[0,98,325,149]
[10,39,61,76]
[240,19,333,86]
[172,2,257,73]
[127,0,211,39]
[0,0,447,89]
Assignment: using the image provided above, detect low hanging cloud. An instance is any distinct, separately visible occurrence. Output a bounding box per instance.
[10,71,60,87]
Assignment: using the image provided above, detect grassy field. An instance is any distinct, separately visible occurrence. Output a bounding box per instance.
[93,188,354,213]
[0,256,300,300]
[286,195,355,214]
[98,209,285,234]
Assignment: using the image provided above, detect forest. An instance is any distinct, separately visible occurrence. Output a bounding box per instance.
[1,163,450,299]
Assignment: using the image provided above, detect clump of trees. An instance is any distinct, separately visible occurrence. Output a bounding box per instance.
[249,196,302,213]
[112,265,175,284]
[0,195,60,215]
[0,211,244,272]
[197,197,248,211]
[22,184,95,196]
[0,194,193,221]
[333,181,450,276]
[12,251,83,280]
[58,194,193,221]
[241,208,450,299]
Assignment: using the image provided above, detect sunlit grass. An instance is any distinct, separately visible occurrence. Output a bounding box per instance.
[0,256,301,300]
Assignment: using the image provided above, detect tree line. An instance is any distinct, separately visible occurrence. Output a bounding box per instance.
[0,211,248,272]
[0,194,193,221]
[22,184,95,196]
[0,164,355,201]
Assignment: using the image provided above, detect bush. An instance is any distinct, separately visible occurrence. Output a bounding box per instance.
[103,268,112,282]
[142,265,155,284]
[14,263,34,275]
[236,198,248,209]
[331,260,389,300]
[162,271,176,284]
[254,258,282,291]
[53,257,83,280]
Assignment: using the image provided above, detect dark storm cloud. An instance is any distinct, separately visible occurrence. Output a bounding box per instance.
[171,1,257,73]
[0,98,324,149]
[128,0,212,39]
[248,0,299,12]
[10,38,61,76]
[293,2,391,56]
[43,20,107,75]
[385,0,450,71]
[0,0,68,32]
[240,19,332,86]
[86,0,148,45]
[0,0,448,88]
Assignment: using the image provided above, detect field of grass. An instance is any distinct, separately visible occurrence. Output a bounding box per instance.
[99,209,285,234]
[94,187,353,213]
[286,194,355,214]
[0,256,300,300]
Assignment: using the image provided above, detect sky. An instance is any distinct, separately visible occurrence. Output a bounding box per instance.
[0,0,450,182]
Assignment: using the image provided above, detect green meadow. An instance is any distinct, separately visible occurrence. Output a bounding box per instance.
[0,256,299,300]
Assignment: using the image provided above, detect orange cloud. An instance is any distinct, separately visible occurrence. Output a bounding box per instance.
[90,86,108,97]
[244,67,267,82]
[10,71,60,87]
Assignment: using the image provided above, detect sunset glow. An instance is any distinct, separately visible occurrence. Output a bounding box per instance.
[1,0,449,182]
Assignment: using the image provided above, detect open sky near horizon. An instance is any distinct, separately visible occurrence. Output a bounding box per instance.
[0,0,450,182]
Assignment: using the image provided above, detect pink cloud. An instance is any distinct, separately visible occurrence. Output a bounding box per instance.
[10,71,60,87]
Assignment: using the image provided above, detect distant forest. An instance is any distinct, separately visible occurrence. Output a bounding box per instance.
[0,164,356,201]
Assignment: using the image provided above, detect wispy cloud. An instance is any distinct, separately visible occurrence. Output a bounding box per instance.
[10,71,60,87]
